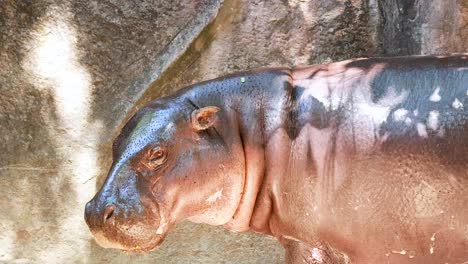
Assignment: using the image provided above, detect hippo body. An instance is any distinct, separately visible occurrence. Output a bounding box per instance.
[85,56,468,264]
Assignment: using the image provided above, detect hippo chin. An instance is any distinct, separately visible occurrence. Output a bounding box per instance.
[85,55,468,263]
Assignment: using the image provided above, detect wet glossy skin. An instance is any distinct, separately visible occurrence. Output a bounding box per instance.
[85,55,468,263]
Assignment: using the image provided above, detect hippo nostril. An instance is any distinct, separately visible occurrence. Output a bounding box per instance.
[103,205,115,224]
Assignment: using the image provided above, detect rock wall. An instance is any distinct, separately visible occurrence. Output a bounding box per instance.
[0,0,466,263]
[377,0,468,55]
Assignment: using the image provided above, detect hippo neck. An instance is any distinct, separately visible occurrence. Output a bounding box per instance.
[212,69,324,236]
[217,67,339,239]
[225,76,295,233]
[179,68,333,238]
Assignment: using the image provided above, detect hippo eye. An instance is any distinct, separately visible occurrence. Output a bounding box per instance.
[146,147,167,169]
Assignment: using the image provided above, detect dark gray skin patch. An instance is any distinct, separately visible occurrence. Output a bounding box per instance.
[285,85,332,139]
[345,57,468,172]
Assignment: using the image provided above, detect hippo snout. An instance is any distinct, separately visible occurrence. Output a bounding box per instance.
[84,192,164,252]
[84,199,120,249]
[84,200,116,229]
[84,163,165,252]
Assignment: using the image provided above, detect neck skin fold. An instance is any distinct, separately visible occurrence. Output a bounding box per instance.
[222,71,294,235]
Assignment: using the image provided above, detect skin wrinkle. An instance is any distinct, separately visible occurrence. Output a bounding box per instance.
[86,56,468,263]
[223,94,264,232]
[245,100,266,228]
[228,110,248,221]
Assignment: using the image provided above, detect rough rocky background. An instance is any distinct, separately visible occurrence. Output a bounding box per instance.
[0,0,467,263]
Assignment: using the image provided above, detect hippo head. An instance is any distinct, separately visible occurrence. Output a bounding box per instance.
[84,98,245,252]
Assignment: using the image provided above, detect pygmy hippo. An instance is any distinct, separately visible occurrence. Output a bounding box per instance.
[85,55,468,263]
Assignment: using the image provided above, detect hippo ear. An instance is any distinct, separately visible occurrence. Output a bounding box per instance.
[191,106,220,131]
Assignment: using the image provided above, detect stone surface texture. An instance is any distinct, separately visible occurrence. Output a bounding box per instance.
[0,0,466,263]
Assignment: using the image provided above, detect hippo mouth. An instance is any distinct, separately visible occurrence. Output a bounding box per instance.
[90,228,166,253]
[87,210,169,254]
[120,237,165,253]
